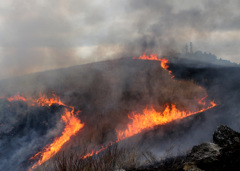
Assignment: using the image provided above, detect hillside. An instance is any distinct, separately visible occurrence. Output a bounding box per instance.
[0,58,239,170]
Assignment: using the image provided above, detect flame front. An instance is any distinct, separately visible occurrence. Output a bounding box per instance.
[82,140,118,159]
[28,95,84,170]
[116,102,216,140]
[81,53,217,159]
[81,100,217,159]
[134,52,172,75]
[7,93,27,102]
[31,108,84,169]
[33,93,65,107]
[5,93,84,170]
[4,53,218,168]
[118,53,217,140]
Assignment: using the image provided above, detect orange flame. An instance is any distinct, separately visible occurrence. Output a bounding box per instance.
[5,53,218,167]
[32,93,65,107]
[4,93,84,170]
[4,93,84,169]
[159,58,169,70]
[81,53,217,160]
[31,108,84,169]
[6,93,65,107]
[82,140,118,159]
[133,53,159,61]
[198,95,208,106]
[81,100,216,159]
[116,101,216,140]
[133,53,172,75]
[28,94,84,170]
[7,93,27,102]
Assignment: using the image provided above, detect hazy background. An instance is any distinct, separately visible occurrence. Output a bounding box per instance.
[0,0,240,79]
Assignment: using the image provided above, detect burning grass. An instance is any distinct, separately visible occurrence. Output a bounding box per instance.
[0,56,218,170]
[33,55,215,168]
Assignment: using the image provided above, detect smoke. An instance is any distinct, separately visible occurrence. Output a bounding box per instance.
[0,0,240,169]
[0,0,240,79]
[0,100,65,170]
[0,0,84,79]
[0,58,221,170]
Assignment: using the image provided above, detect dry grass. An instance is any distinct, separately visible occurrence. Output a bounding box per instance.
[36,144,143,171]
[2,59,209,170]
[35,143,187,171]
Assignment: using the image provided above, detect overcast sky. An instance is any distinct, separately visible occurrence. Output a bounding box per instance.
[0,0,240,79]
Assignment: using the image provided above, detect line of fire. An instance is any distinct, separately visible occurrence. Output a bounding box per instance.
[0,53,217,170]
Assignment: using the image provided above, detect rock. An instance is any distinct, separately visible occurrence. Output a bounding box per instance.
[127,125,240,171]
[184,142,221,170]
[186,142,221,165]
[213,125,240,147]
[184,125,240,170]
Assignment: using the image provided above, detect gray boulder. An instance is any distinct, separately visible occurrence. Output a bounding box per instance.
[213,125,240,147]
[186,142,221,165]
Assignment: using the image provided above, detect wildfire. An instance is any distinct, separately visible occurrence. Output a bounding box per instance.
[79,53,217,160]
[159,58,170,71]
[133,52,172,75]
[3,53,218,169]
[28,95,84,170]
[7,93,27,102]
[198,95,208,106]
[31,108,84,169]
[116,101,216,140]
[32,93,65,107]
[121,53,217,140]
[4,93,84,170]
[80,99,216,159]
[133,53,159,61]
[6,93,65,107]
[82,140,118,159]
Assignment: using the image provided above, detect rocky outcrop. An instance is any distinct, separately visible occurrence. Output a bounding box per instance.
[184,125,240,171]
[183,143,221,170]
[213,125,240,147]
[127,125,240,171]
[184,143,221,168]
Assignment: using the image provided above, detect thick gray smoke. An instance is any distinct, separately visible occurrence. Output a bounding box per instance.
[0,0,240,79]
[0,0,240,170]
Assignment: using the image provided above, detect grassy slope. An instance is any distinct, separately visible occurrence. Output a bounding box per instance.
[0,58,213,170]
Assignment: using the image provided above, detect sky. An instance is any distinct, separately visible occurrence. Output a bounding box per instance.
[0,0,240,79]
